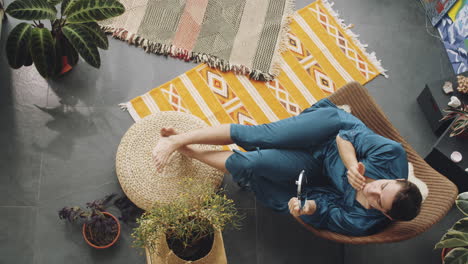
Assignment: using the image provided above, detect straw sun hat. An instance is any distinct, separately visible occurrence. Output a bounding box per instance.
[116,112,224,210]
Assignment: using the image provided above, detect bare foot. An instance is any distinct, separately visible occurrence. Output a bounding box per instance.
[152,128,181,172]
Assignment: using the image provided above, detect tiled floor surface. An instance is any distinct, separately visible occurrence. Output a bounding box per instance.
[0,0,461,263]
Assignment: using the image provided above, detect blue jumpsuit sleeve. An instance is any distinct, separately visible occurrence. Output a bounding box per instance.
[300,192,387,236]
[338,129,408,180]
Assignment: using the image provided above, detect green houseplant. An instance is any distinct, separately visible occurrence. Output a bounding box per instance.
[441,104,468,137]
[58,194,121,249]
[5,0,125,79]
[132,179,243,263]
[435,192,468,264]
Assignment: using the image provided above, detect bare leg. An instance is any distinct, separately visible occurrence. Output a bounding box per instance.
[153,124,232,172]
[159,128,233,173]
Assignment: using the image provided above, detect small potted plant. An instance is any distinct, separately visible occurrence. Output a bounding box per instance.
[58,194,121,249]
[441,104,468,137]
[4,0,125,79]
[132,179,243,263]
[434,192,468,264]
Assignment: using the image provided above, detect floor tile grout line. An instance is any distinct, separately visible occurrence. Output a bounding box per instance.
[32,206,39,264]
[0,205,36,208]
[255,198,259,264]
[36,152,44,202]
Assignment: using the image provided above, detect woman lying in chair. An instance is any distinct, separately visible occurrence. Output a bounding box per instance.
[152,98,423,237]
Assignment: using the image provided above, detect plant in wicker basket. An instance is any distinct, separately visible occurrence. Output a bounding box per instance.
[4,0,125,79]
[132,178,243,261]
[58,194,120,248]
[434,192,468,264]
[441,104,468,137]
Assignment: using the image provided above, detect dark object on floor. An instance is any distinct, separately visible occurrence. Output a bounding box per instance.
[113,195,144,226]
[425,125,468,193]
[294,81,458,244]
[417,71,468,136]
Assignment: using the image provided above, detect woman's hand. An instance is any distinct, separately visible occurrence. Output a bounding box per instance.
[288,198,316,217]
[347,162,366,191]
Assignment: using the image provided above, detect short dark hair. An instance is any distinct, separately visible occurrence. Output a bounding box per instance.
[387,180,422,221]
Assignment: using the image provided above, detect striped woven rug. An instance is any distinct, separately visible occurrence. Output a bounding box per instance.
[120,0,387,150]
[101,0,294,81]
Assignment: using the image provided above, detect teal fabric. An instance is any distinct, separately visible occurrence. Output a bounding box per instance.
[225,98,408,236]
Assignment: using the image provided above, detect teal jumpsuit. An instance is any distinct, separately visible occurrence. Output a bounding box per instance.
[225,98,408,236]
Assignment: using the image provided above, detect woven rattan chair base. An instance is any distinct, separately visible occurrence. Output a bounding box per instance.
[116,112,224,210]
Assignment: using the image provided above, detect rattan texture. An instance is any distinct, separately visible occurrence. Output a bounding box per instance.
[116,112,224,210]
[295,82,458,244]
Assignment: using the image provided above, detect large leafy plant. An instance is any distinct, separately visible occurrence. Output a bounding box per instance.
[5,0,124,78]
[435,192,468,264]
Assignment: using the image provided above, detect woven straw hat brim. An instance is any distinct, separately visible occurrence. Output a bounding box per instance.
[116,112,224,210]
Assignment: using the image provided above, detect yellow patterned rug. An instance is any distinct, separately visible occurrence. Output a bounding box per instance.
[120,0,387,150]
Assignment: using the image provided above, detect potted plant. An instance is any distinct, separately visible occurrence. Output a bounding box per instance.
[58,194,121,249]
[441,104,468,137]
[132,179,243,263]
[434,192,468,264]
[4,0,125,78]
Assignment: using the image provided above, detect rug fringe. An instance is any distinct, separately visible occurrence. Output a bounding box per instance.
[101,26,277,81]
[119,102,129,111]
[269,0,296,78]
[319,0,389,78]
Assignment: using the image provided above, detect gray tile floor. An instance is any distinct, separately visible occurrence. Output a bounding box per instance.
[0,0,463,263]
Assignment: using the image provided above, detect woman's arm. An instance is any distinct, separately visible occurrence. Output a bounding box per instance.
[336,134,366,190]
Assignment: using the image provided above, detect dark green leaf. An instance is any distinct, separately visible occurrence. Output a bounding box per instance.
[444,247,468,264]
[47,0,62,6]
[81,22,108,49]
[452,218,468,233]
[53,36,64,75]
[6,0,57,20]
[66,0,124,23]
[30,27,55,78]
[457,192,468,215]
[6,22,32,69]
[62,24,100,68]
[63,37,79,66]
[435,237,468,249]
[61,0,77,16]
[24,51,33,66]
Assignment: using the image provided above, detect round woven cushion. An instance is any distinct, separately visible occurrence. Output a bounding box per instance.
[116,112,224,210]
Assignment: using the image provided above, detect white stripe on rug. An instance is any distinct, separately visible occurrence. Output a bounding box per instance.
[236,75,280,122]
[279,56,317,105]
[179,74,221,126]
[142,93,160,113]
[293,13,354,83]
[229,0,270,68]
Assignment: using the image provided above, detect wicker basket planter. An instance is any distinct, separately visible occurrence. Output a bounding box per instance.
[145,229,227,264]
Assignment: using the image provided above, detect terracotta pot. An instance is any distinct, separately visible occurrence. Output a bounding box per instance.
[60,56,73,75]
[145,229,227,264]
[82,212,121,249]
[441,247,453,263]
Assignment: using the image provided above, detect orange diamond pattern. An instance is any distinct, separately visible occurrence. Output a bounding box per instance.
[309,6,375,79]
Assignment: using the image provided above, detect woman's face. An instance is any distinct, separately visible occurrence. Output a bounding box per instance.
[362,179,402,217]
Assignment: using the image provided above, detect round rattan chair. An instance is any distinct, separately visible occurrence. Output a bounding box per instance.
[294,82,458,244]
